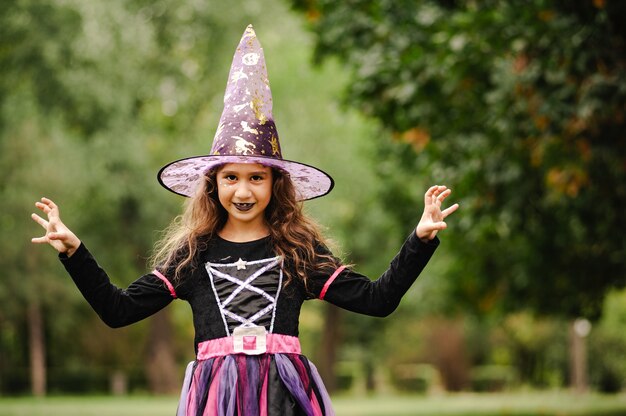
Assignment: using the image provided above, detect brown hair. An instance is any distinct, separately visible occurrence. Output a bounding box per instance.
[149,166,339,288]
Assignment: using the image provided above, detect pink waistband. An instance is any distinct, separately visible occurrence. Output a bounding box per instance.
[197,334,301,360]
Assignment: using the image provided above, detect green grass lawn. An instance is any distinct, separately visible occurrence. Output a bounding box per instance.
[0,392,625,416]
[332,392,626,415]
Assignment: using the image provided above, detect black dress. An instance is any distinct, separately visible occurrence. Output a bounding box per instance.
[60,232,438,415]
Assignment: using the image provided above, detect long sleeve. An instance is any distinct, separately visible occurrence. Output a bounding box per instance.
[60,243,175,328]
[311,232,439,317]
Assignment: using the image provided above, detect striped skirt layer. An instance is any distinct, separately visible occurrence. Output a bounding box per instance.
[177,354,334,416]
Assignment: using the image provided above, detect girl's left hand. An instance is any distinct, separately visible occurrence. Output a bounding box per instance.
[415,185,459,242]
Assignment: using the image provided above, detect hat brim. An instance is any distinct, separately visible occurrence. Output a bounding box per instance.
[158,155,334,201]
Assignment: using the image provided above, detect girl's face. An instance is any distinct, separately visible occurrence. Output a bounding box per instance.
[216,163,273,235]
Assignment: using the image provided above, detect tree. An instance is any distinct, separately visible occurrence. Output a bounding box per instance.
[289,0,626,392]
[290,0,626,320]
[0,0,235,394]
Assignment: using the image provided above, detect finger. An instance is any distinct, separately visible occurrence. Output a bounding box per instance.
[31,213,49,228]
[420,221,448,233]
[431,186,442,201]
[429,221,447,232]
[433,185,448,199]
[39,198,59,214]
[437,189,452,201]
[41,197,56,207]
[425,185,439,196]
[424,185,438,204]
[35,201,50,213]
[48,231,67,241]
[31,236,49,244]
[441,203,459,218]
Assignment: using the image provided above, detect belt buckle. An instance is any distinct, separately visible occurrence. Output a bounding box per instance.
[233,325,267,355]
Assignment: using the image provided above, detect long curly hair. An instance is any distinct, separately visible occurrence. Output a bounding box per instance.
[149,165,339,288]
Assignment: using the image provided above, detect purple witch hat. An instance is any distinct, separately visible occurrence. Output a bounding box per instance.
[158,25,334,201]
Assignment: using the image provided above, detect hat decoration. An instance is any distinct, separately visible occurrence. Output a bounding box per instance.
[158,25,334,201]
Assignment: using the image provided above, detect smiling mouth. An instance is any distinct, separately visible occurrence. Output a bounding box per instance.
[233,203,255,212]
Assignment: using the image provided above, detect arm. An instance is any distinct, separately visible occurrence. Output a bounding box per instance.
[318,233,439,317]
[32,197,174,327]
[315,185,458,317]
[60,243,175,327]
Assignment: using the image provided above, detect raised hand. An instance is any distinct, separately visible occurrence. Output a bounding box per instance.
[31,198,81,256]
[415,185,459,241]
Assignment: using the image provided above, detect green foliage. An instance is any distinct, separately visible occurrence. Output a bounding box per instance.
[588,289,626,392]
[0,0,252,394]
[291,0,626,319]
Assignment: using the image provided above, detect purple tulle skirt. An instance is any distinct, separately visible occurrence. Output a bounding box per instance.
[177,354,334,416]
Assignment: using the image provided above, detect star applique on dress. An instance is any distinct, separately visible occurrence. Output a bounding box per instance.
[234,258,247,270]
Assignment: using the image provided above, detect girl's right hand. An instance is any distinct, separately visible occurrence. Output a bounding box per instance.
[31,198,81,257]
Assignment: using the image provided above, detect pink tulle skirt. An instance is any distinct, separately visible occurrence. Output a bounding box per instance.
[177,353,334,416]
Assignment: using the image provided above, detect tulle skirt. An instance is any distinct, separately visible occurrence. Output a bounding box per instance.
[177,354,334,416]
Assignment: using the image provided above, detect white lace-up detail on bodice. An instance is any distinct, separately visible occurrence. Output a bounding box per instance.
[205,256,283,336]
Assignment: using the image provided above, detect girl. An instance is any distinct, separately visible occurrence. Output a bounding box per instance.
[31,26,458,416]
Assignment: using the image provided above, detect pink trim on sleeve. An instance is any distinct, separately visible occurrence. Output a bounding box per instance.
[319,265,347,300]
[152,269,177,299]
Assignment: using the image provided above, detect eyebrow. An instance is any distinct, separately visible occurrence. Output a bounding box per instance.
[219,170,270,176]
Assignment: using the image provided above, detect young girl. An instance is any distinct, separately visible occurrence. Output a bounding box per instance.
[31,26,458,416]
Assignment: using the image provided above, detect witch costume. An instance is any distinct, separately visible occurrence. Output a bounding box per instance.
[59,26,439,416]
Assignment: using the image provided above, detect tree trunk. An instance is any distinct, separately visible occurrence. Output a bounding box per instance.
[426,317,469,391]
[110,370,128,396]
[27,301,46,397]
[145,308,179,394]
[316,303,342,394]
[569,318,591,394]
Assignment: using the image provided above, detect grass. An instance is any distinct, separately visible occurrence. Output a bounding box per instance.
[0,392,625,415]
[332,392,626,415]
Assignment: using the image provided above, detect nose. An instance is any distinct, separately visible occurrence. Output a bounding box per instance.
[234,181,252,199]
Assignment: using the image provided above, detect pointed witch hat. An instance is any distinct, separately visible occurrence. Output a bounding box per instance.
[158,25,334,201]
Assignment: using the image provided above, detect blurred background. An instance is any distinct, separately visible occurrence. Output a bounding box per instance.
[1,0,625,413]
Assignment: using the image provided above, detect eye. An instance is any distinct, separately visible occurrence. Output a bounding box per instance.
[223,174,237,181]
[250,175,264,182]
